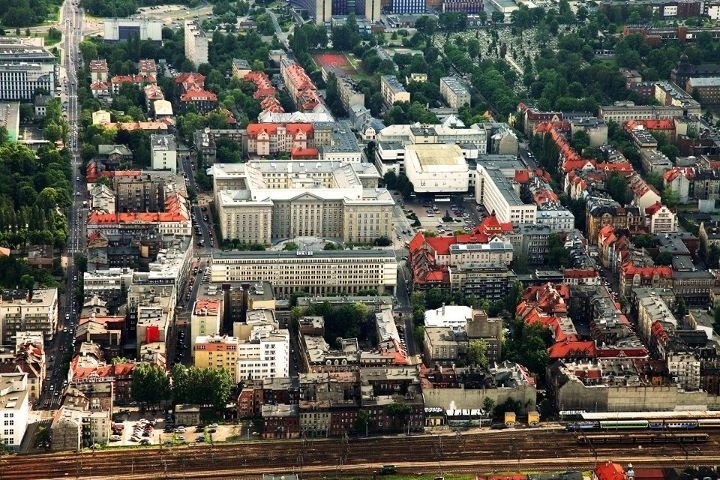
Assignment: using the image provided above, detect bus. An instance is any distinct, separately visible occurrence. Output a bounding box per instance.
[435,196,451,203]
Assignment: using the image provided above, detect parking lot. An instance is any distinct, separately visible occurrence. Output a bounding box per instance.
[109,416,243,448]
[401,196,483,234]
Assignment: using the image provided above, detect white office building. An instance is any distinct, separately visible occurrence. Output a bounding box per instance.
[235,325,290,382]
[209,250,398,298]
[150,134,177,173]
[476,165,536,225]
[0,63,55,101]
[212,162,394,245]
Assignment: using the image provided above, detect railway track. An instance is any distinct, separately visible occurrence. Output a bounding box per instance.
[3,429,719,480]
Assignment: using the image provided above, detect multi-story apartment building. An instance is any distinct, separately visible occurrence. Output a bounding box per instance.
[337,77,365,113]
[0,372,29,449]
[646,203,678,233]
[190,298,223,353]
[150,134,177,173]
[194,335,239,371]
[184,20,208,67]
[231,58,251,80]
[654,80,702,114]
[686,77,720,105]
[476,165,537,225]
[439,77,470,109]
[380,75,410,107]
[585,197,643,245]
[209,250,398,298]
[236,325,290,381]
[138,58,157,78]
[87,173,191,237]
[0,289,58,344]
[280,59,322,112]
[89,59,109,83]
[212,162,394,244]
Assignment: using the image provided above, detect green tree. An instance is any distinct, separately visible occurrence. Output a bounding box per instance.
[676,296,688,318]
[661,189,679,208]
[466,339,488,368]
[547,233,571,268]
[633,234,654,249]
[131,363,171,409]
[482,397,495,415]
[605,172,630,205]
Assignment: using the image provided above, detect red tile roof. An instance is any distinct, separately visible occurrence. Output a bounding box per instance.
[291,147,318,159]
[548,340,597,359]
[180,89,218,102]
[514,170,530,183]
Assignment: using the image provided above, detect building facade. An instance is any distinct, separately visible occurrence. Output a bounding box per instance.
[209,250,398,298]
[0,289,58,344]
[150,134,177,172]
[476,166,536,224]
[0,373,29,449]
[212,162,394,244]
[380,75,410,107]
[439,77,471,109]
[184,20,209,67]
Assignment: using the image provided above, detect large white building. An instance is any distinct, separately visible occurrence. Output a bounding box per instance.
[476,165,536,225]
[212,162,394,244]
[184,20,208,67]
[0,63,55,101]
[0,289,58,344]
[0,372,29,449]
[404,144,469,193]
[377,123,487,150]
[424,305,473,333]
[0,39,57,101]
[209,250,398,298]
[150,134,177,173]
[235,325,289,382]
[103,18,163,42]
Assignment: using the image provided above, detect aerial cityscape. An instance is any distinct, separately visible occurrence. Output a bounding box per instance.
[2,0,720,478]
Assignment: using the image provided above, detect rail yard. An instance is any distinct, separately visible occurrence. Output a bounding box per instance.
[3,428,720,480]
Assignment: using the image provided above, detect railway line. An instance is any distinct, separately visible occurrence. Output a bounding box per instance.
[3,429,720,480]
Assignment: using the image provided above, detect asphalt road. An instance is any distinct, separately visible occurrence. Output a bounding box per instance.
[39,0,83,411]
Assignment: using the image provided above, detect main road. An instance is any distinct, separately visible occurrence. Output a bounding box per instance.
[39,0,84,410]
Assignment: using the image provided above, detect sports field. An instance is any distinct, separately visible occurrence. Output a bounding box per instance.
[312,52,360,78]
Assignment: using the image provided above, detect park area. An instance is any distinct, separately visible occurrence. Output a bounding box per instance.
[312,52,361,78]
